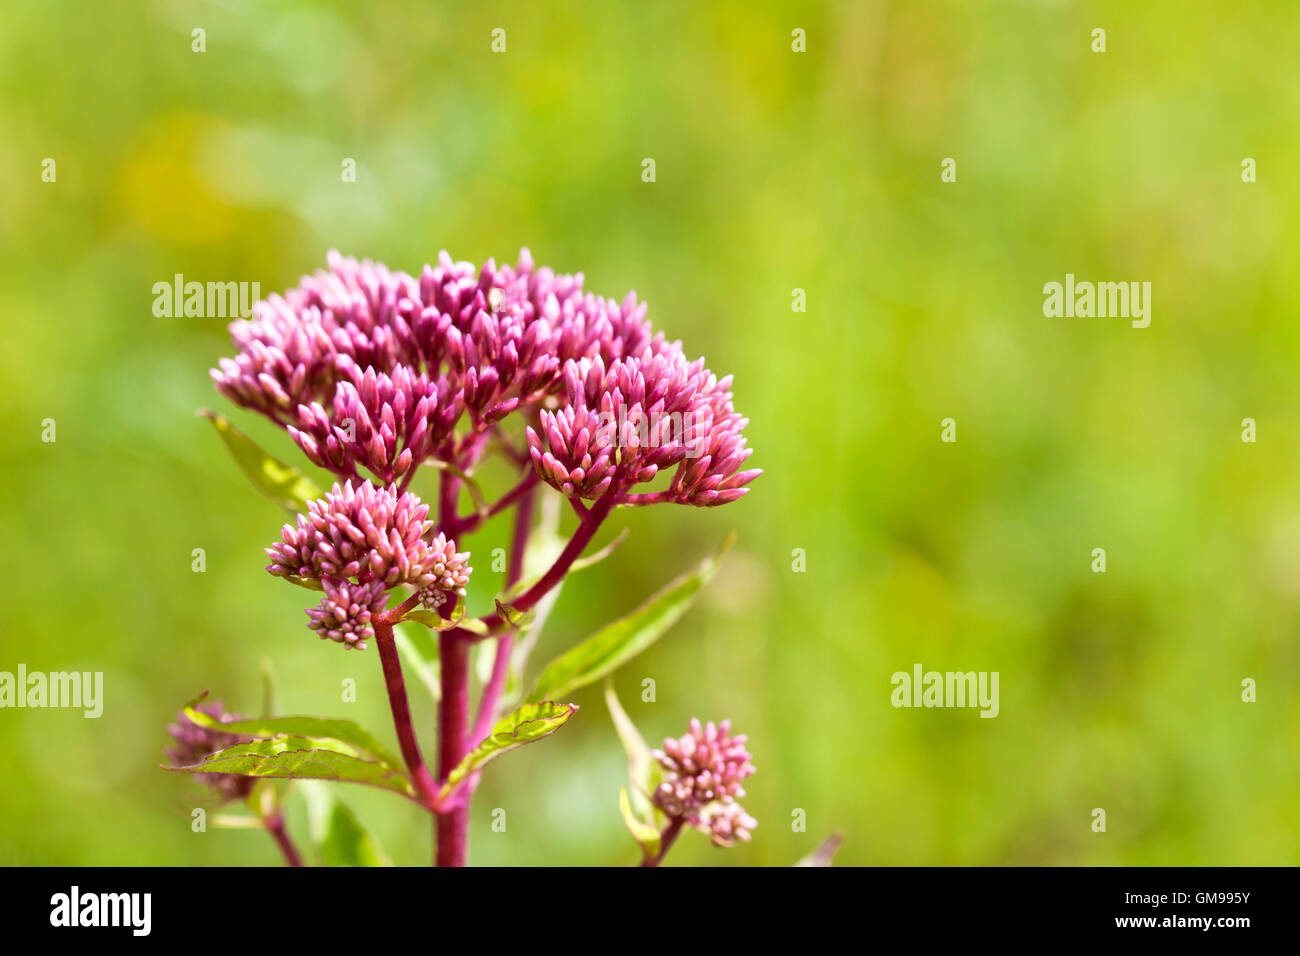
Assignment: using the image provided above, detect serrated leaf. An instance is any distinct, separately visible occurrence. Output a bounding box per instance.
[167,735,415,798]
[532,533,734,701]
[200,409,323,513]
[182,695,405,773]
[301,781,393,867]
[439,700,578,797]
[619,786,661,859]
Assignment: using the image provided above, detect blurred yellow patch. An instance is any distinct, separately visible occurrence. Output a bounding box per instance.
[115,114,236,244]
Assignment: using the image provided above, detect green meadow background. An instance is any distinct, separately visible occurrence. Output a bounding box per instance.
[1,0,1298,866]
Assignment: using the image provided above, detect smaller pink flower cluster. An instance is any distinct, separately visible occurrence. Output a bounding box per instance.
[266,480,471,649]
[527,349,758,506]
[652,718,757,848]
[414,533,473,611]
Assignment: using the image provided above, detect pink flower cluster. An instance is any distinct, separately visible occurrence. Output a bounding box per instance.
[266,480,471,649]
[652,718,757,847]
[527,348,758,505]
[212,251,758,505]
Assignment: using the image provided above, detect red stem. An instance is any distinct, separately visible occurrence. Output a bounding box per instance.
[265,812,305,867]
[640,817,685,867]
[443,476,623,643]
[373,620,440,809]
[437,632,471,866]
[447,471,539,538]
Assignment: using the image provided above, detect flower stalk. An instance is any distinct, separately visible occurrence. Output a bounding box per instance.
[639,818,684,867]
[436,631,471,866]
[372,619,440,810]
[264,811,305,868]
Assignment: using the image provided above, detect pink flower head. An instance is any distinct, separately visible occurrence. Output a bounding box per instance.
[211,252,420,423]
[216,250,758,506]
[288,359,460,483]
[266,480,459,590]
[447,298,564,423]
[664,371,761,507]
[651,718,755,821]
[412,252,569,423]
[525,343,760,505]
[307,579,387,650]
[164,700,256,803]
[405,249,660,421]
[501,251,656,368]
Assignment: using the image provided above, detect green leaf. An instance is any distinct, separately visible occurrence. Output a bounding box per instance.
[200,408,323,513]
[398,595,475,632]
[531,533,735,701]
[301,781,393,867]
[182,696,405,773]
[280,574,325,592]
[604,680,658,825]
[455,616,491,637]
[439,700,578,797]
[494,599,535,631]
[619,786,661,860]
[167,735,415,798]
[400,609,451,629]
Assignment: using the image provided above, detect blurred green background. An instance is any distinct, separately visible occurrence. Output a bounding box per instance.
[2,0,1298,866]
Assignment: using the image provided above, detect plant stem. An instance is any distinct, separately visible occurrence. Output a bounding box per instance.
[373,620,440,809]
[640,818,685,867]
[510,483,617,612]
[444,474,623,643]
[437,631,471,866]
[264,812,305,867]
[448,471,539,537]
